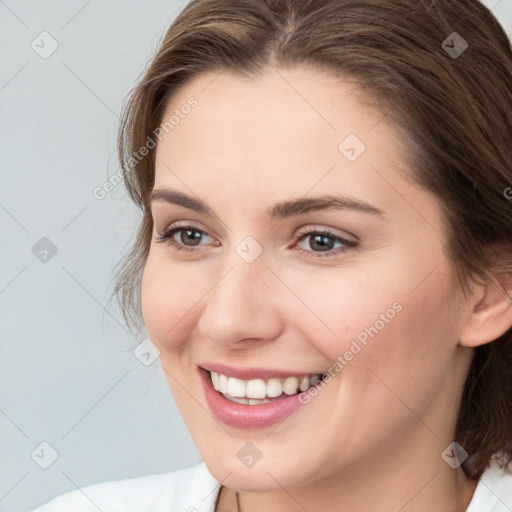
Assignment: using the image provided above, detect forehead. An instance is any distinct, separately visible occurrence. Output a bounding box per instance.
[152,67,421,221]
[157,67,395,159]
[157,68,399,164]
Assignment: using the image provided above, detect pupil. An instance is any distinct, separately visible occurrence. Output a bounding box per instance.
[182,229,202,245]
[310,234,334,252]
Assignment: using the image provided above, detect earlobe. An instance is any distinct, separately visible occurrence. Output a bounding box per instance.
[459,273,512,348]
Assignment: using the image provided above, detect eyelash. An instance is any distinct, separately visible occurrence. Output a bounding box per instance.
[295,228,358,258]
[155,224,358,258]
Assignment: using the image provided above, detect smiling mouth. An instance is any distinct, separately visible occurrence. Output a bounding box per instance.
[209,370,324,405]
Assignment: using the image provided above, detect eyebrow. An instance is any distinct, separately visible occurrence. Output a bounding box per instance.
[149,188,384,220]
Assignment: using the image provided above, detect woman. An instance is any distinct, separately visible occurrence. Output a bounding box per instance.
[33,0,512,510]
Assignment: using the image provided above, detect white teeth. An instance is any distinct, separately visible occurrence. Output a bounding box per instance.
[224,395,249,405]
[211,371,220,390]
[226,377,246,397]
[219,373,228,394]
[249,398,271,405]
[266,378,282,398]
[246,379,267,399]
[223,395,272,405]
[299,376,310,392]
[282,376,299,395]
[210,371,322,401]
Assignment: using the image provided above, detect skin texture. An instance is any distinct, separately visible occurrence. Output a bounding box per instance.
[141,67,509,511]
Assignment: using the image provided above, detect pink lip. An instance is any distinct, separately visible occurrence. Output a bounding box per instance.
[199,367,307,429]
[199,362,314,381]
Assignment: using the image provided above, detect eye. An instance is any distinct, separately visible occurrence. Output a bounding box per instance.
[155,224,357,257]
[295,228,357,257]
[155,224,218,252]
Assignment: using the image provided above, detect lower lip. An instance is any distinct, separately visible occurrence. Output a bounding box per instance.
[200,368,307,429]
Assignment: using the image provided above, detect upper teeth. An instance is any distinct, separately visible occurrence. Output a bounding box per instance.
[210,371,321,399]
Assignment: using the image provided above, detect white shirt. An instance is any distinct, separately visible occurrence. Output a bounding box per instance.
[32,459,512,512]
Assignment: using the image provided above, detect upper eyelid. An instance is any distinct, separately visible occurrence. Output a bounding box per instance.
[296,230,357,250]
[296,226,359,244]
[160,221,210,235]
[161,224,213,240]
[160,223,348,239]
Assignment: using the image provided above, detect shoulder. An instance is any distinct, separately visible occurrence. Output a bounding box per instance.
[466,455,512,512]
[31,462,220,512]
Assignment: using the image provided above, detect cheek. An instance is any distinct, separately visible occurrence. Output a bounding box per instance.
[328,264,462,427]
[140,251,204,350]
[281,253,459,378]
[274,261,406,360]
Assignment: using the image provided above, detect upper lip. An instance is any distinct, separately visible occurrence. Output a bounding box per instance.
[199,362,321,381]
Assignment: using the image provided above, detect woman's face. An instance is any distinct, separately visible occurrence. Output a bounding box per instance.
[142,67,474,492]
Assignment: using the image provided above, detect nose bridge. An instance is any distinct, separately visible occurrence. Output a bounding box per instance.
[197,243,282,347]
[221,257,265,305]
[214,234,271,305]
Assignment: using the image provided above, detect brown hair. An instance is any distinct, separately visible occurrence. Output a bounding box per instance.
[115,0,512,479]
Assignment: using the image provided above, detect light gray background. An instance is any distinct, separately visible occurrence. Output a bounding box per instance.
[1,1,511,510]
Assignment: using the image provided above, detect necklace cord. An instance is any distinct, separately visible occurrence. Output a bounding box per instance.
[236,490,241,512]
[215,485,241,512]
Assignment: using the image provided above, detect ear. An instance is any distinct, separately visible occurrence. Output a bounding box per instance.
[459,272,512,348]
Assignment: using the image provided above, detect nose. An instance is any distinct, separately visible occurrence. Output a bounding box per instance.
[197,255,284,350]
